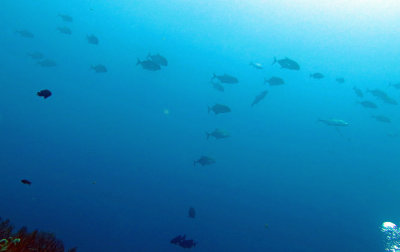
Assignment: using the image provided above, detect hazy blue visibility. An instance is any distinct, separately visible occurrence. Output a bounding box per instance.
[1,0,400,251]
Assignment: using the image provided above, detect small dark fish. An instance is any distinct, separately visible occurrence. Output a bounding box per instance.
[353,86,363,98]
[21,179,31,185]
[212,73,238,84]
[38,59,57,67]
[359,101,377,109]
[310,73,324,79]
[87,34,99,45]
[336,77,345,83]
[37,89,52,99]
[179,239,197,249]
[91,64,107,73]
[27,52,44,60]
[272,57,300,70]
[251,90,268,107]
[137,59,161,71]
[194,156,215,166]
[264,77,284,86]
[206,128,229,140]
[171,235,186,245]
[208,104,231,114]
[59,14,73,22]
[188,207,196,218]
[16,30,34,38]
[57,26,72,35]
[211,81,224,92]
[372,115,391,123]
[147,53,168,66]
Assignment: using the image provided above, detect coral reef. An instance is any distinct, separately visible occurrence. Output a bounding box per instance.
[0,217,76,252]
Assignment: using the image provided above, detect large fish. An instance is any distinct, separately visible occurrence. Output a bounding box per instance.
[251,90,268,107]
[358,101,378,109]
[147,53,168,66]
[264,77,284,86]
[212,73,238,84]
[372,115,391,123]
[272,57,300,70]
[137,59,161,71]
[208,104,231,114]
[206,128,230,140]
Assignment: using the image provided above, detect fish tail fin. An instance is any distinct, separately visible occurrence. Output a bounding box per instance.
[272,57,277,65]
[137,59,141,65]
[206,132,210,140]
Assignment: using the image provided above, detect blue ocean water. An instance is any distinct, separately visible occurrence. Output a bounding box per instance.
[1,0,400,251]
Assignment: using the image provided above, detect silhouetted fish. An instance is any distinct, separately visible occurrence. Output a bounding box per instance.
[87,34,99,45]
[264,77,284,86]
[38,59,57,67]
[372,115,391,123]
[27,52,44,60]
[251,90,268,107]
[208,104,231,114]
[353,86,363,98]
[336,77,345,83]
[179,239,196,249]
[16,30,34,38]
[211,81,224,92]
[21,179,31,185]
[310,73,324,79]
[91,64,107,73]
[194,156,215,166]
[206,128,229,140]
[148,53,168,66]
[37,89,52,99]
[170,235,186,245]
[249,62,263,69]
[212,73,238,84]
[137,59,161,71]
[59,14,73,22]
[272,57,300,70]
[57,26,72,35]
[318,119,349,127]
[359,101,377,109]
[188,207,196,218]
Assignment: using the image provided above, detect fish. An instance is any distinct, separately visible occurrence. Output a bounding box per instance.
[318,119,349,127]
[147,53,168,66]
[37,89,52,99]
[208,104,231,114]
[57,26,72,35]
[249,62,263,70]
[178,239,196,249]
[91,64,107,73]
[358,101,378,108]
[353,86,363,98]
[38,59,57,67]
[251,90,268,107]
[188,207,196,218]
[27,52,44,60]
[59,14,73,22]
[16,30,34,38]
[367,89,388,99]
[389,83,400,90]
[21,179,31,185]
[264,77,284,86]
[272,57,300,70]
[137,59,161,71]
[87,34,99,45]
[212,73,238,84]
[372,115,391,123]
[170,235,186,245]
[310,73,324,79]
[206,128,230,140]
[382,96,398,105]
[211,81,224,92]
[194,156,215,166]
[336,77,345,83]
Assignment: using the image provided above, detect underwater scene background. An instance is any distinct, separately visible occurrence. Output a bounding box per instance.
[1,0,400,251]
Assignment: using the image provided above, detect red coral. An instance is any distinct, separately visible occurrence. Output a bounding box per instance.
[0,217,77,252]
